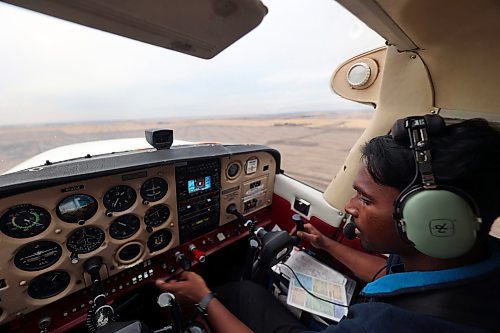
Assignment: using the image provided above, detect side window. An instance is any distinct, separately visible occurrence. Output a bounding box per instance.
[262,114,370,191]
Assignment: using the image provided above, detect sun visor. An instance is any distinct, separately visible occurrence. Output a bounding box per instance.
[2,0,268,59]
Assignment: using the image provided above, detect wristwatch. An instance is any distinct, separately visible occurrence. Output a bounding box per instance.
[195,292,216,317]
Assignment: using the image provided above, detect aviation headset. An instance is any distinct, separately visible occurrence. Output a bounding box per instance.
[391,115,481,259]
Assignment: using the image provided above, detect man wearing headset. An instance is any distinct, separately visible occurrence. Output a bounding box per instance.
[156,116,500,333]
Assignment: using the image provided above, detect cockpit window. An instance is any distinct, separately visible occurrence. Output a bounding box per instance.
[0,0,382,190]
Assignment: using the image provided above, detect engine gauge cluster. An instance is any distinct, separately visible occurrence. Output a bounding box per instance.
[147,229,173,253]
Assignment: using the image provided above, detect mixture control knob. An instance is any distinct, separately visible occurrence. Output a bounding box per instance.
[188,244,206,263]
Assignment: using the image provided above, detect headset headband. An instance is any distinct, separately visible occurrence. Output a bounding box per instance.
[391,115,445,191]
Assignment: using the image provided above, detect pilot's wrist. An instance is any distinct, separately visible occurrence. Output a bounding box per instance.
[195,286,211,301]
[195,292,216,317]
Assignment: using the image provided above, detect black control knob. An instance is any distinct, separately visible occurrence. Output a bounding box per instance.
[175,251,191,271]
[292,214,304,232]
[227,204,245,221]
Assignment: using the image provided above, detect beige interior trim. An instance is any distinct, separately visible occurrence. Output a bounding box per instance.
[274,174,343,227]
[324,46,434,209]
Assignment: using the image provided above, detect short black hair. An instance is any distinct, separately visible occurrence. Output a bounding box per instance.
[362,118,500,234]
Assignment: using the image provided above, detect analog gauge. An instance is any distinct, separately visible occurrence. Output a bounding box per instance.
[116,243,143,263]
[103,185,137,212]
[227,163,240,179]
[14,240,62,272]
[109,214,140,240]
[57,194,98,223]
[140,177,168,202]
[144,205,170,228]
[0,204,51,238]
[147,229,173,252]
[27,270,71,299]
[66,226,105,254]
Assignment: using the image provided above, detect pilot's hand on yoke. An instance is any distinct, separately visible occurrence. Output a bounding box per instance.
[155,271,211,303]
[292,223,329,249]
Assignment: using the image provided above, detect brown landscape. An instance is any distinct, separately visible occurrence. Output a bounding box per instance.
[0,112,370,190]
[1,112,498,236]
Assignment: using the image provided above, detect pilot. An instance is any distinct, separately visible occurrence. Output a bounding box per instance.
[156,116,500,333]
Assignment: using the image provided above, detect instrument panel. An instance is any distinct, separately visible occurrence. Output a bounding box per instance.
[0,149,277,325]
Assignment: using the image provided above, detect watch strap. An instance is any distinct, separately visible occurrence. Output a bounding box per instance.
[196,292,216,316]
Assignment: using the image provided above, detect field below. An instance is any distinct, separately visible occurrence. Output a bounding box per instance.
[0,112,369,190]
[1,112,498,236]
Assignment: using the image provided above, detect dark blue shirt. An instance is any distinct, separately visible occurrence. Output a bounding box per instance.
[304,251,500,333]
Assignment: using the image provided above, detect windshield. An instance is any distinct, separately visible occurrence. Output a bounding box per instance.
[0,0,383,190]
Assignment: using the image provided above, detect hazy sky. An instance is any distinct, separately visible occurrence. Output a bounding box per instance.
[0,0,384,126]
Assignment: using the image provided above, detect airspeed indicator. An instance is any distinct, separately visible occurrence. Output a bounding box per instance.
[0,204,51,238]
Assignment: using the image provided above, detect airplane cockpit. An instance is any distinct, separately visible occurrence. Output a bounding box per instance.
[0,0,499,332]
[0,136,284,332]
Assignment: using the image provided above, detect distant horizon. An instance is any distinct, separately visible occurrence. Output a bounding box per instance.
[0,108,374,128]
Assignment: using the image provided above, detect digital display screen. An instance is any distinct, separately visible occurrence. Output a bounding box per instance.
[188,176,212,194]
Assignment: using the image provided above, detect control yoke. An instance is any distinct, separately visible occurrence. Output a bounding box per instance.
[227,205,297,270]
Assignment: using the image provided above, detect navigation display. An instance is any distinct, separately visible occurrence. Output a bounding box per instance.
[187,176,212,194]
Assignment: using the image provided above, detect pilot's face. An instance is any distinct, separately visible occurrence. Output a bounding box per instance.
[344,164,409,254]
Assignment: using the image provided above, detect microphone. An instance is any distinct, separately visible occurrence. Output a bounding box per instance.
[343,221,358,240]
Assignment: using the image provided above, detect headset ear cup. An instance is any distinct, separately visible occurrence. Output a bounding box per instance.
[399,189,479,259]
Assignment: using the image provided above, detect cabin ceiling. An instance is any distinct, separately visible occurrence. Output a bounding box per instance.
[1,0,268,59]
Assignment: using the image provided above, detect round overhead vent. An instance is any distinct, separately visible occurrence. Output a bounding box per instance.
[347,62,371,88]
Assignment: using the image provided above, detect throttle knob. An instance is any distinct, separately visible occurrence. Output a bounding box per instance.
[175,251,192,271]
